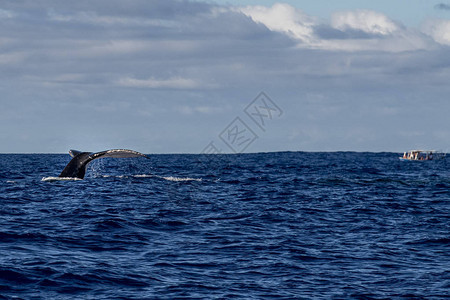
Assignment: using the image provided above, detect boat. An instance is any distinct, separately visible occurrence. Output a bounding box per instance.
[399,150,446,161]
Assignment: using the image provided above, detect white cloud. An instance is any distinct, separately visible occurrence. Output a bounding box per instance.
[237,3,316,43]
[236,4,430,52]
[330,10,399,35]
[422,19,450,45]
[116,77,200,89]
[318,29,432,52]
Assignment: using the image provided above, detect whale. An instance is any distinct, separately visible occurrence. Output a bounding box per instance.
[59,149,148,179]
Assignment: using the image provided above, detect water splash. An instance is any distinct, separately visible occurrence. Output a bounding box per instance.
[133,174,202,182]
[41,177,82,182]
[159,176,202,182]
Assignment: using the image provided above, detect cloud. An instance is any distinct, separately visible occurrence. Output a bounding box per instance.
[0,9,15,19]
[330,10,399,36]
[0,52,26,65]
[237,3,316,43]
[176,105,225,115]
[422,19,450,45]
[117,77,201,89]
[435,3,450,10]
[236,4,432,52]
[47,9,178,27]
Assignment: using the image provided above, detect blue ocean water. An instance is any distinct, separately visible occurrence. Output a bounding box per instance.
[0,152,449,299]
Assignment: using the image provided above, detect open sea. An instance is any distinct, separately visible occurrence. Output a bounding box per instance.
[0,152,448,299]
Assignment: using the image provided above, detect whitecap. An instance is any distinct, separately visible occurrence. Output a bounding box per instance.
[134,174,155,178]
[133,174,202,182]
[160,176,202,182]
[41,174,201,182]
[41,177,82,182]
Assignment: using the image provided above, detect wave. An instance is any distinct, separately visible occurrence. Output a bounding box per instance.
[157,176,202,182]
[41,177,82,182]
[135,174,202,182]
[109,174,202,182]
[101,174,202,182]
[41,174,202,182]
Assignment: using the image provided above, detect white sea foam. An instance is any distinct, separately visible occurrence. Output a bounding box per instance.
[134,174,155,178]
[135,174,201,182]
[160,176,202,182]
[41,174,201,182]
[41,177,82,182]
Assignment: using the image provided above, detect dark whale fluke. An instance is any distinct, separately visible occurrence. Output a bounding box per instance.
[59,149,148,179]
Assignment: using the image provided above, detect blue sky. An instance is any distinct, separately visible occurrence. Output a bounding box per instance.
[1,0,450,153]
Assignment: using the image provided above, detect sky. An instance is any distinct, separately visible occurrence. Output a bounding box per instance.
[1,0,450,153]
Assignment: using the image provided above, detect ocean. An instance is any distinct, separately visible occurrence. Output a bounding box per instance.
[0,152,448,299]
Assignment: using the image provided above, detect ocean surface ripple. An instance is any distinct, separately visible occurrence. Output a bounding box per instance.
[0,152,449,299]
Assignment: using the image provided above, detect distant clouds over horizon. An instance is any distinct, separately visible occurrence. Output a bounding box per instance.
[1,1,450,153]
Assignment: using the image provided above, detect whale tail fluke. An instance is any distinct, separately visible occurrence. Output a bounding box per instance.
[59,149,148,179]
[90,149,147,159]
[69,149,83,158]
